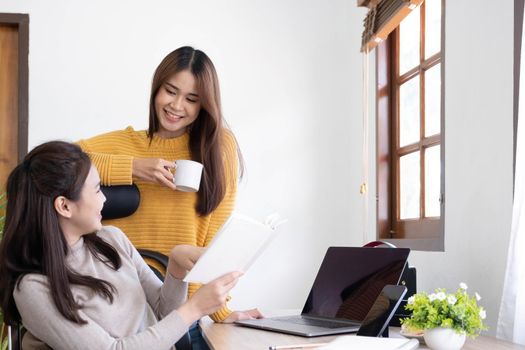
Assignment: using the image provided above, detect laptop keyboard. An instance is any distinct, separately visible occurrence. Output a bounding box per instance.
[278,316,357,329]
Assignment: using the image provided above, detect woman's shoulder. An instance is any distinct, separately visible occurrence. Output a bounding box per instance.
[221,129,239,157]
[17,273,48,286]
[14,274,49,299]
[222,129,236,145]
[78,126,148,147]
[83,126,137,139]
[124,126,149,140]
[97,225,129,243]
[96,226,134,254]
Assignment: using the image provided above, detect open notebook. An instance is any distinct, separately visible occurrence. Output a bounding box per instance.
[317,336,419,350]
[184,212,286,284]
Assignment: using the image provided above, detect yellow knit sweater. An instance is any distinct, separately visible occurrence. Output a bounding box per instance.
[78,126,238,322]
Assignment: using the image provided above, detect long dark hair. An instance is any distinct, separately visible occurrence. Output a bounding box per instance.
[0,141,121,325]
[148,46,243,216]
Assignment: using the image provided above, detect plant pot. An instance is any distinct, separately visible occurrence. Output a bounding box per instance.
[424,327,466,350]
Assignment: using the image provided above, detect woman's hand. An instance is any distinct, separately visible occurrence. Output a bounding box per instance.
[177,272,243,326]
[222,308,264,323]
[167,245,204,279]
[132,157,176,190]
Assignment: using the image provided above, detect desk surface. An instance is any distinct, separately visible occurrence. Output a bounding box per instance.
[200,314,525,350]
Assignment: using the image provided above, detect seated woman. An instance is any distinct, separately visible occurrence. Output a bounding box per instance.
[0,141,242,350]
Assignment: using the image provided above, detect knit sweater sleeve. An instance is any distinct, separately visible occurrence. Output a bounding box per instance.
[105,226,188,318]
[14,275,188,350]
[201,131,239,322]
[77,127,136,185]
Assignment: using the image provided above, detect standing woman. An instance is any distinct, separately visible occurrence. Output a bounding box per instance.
[77,47,261,325]
[0,141,241,349]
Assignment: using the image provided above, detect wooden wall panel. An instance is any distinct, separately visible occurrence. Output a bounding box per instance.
[0,24,19,190]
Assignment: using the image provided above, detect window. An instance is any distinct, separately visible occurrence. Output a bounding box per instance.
[376,0,444,251]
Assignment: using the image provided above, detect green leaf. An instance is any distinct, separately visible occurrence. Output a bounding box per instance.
[402,286,488,336]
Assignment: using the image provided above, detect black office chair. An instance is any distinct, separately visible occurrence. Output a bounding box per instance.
[101,184,192,350]
[363,241,417,327]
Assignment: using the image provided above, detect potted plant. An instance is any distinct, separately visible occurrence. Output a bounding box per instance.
[402,283,487,350]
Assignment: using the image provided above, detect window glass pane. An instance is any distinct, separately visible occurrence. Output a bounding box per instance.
[425,145,440,217]
[399,6,420,74]
[424,63,441,137]
[399,76,420,146]
[400,151,420,219]
[425,0,441,59]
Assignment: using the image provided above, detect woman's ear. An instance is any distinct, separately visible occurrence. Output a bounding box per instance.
[54,196,73,218]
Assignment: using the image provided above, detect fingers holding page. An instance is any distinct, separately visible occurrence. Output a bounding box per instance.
[177,271,243,325]
[168,245,205,279]
[207,271,243,302]
[218,271,243,291]
[171,245,204,269]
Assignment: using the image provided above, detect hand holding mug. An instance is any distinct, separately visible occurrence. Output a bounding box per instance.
[131,158,203,192]
[132,157,176,190]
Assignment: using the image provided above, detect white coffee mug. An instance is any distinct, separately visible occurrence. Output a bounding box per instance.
[173,160,204,192]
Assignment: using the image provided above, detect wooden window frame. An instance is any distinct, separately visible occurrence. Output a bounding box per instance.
[376,0,445,251]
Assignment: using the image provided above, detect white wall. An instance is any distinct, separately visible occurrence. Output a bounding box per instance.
[1,0,514,336]
[1,0,367,311]
[415,0,514,335]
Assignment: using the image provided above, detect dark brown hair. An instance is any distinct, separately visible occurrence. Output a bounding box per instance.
[148,46,243,215]
[0,141,121,325]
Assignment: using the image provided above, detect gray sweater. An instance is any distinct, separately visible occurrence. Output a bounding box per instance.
[13,226,189,350]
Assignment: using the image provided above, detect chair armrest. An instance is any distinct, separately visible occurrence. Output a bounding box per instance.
[137,249,169,269]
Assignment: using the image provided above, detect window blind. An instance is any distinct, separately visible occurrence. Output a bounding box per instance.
[360,0,423,52]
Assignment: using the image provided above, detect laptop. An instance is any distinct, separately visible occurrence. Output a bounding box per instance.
[235,246,410,337]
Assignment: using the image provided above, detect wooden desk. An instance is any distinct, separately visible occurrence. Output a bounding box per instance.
[200,318,337,350]
[200,318,525,350]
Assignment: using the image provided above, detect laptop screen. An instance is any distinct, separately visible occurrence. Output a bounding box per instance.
[302,247,410,322]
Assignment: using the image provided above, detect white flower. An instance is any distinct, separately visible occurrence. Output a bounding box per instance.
[447,295,457,305]
[479,308,487,319]
[436,292,446,301]
[475,292,482,301]
[460,282,468,290]
[408,296,415,305]
[429,293,438,302]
